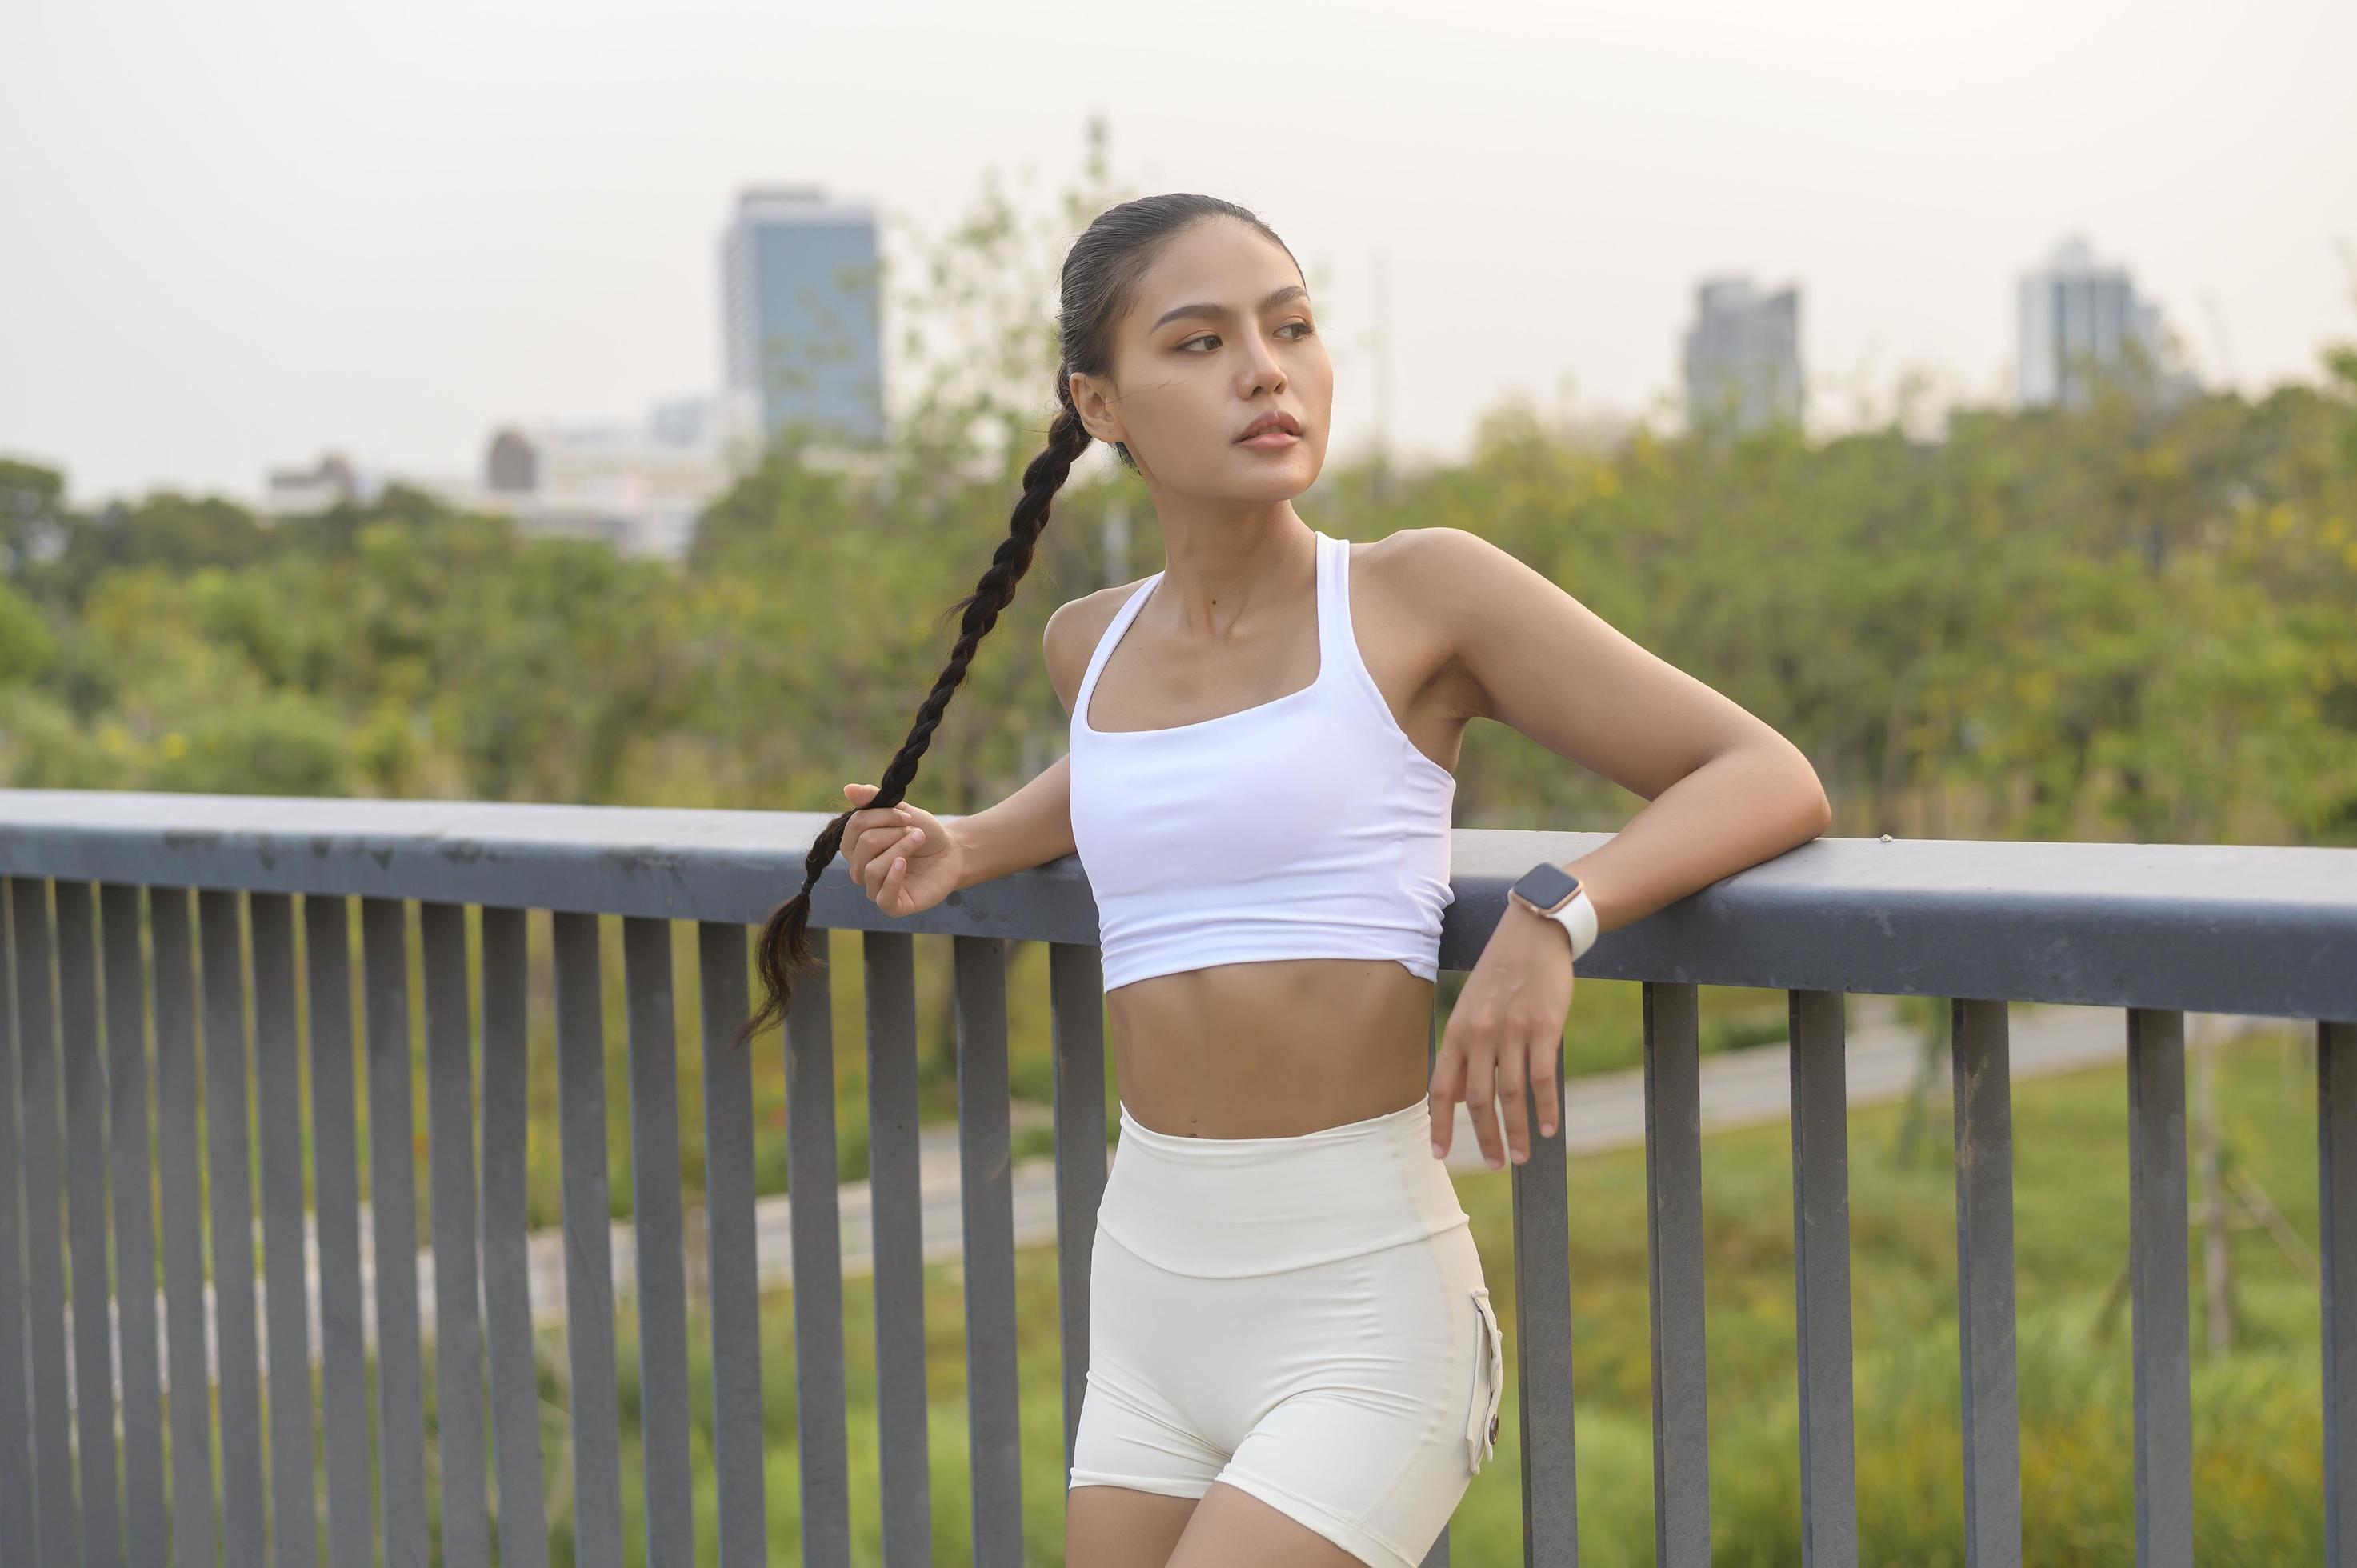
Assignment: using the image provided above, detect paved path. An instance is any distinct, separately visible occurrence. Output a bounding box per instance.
[87,1001,2295,1396]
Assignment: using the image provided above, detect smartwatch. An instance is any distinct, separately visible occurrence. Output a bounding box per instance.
[1507,862,1599,963]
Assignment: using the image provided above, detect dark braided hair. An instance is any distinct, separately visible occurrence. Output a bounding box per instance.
[736,192,1303,1048]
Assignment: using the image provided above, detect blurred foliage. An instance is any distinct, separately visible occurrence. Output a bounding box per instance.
[4,130,2350,848]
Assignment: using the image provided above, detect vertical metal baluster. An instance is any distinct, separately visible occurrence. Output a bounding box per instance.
[58,880,124,1568]
[1951,998,2022,1566]
[1047,941,1106,1482]
[478,906,549,1568]
[696,921,766,1568]
[421,901,490,1564]
[304,894,372,1568]
[1789,988,1857,1567]
[2126,1008,2193,1568]
[12,875,76,1565]
[1645,981,1709,1568]
[954,935,1022,1567]
[150,889,216,1568]
[862,930,929,1568]
[250,893,318,1568]
[0,882,32,1554]
[1511,1020,1577,1566]
[783,925,850,1566]
[553,910,626,1568]
[361,895,428,1566]
[99,883,166,1568]
[2323,1018,2357,1568]
[198,887,266,1567]
[1423,982,1449,1568]
[621,915,695,1567]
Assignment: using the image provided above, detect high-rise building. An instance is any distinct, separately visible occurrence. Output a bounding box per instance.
[1682,276,1804,434]
[2015,235,2190,410]
[720,186,886,452]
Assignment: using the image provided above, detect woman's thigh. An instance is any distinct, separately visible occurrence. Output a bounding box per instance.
[1066,1482,1199,1568]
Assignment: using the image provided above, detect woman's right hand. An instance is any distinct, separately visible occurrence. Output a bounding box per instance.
[840,782,965,917]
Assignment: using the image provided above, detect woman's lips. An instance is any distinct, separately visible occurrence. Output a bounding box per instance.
[1238,430,1301,450]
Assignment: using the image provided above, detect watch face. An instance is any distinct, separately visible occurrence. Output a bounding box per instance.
[1510,862,1580,913]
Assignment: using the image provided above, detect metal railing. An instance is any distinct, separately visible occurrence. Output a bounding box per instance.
[1,788,2353,1567]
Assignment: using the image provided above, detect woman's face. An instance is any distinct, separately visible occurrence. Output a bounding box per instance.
[1074,218,1331,499]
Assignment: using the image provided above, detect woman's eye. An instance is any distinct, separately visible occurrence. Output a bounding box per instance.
[1179,322,1314,353]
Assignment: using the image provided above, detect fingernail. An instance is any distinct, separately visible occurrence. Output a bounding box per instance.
[1511,1148,1527,1164]
[1431,1142,1443,1158]
[1487,1154,1502,1170]
[1542,1122,1555,1135]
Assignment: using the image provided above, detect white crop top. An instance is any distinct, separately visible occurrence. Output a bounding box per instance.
[1068,527,1458,994]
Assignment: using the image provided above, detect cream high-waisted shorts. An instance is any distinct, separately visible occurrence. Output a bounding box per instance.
[1067,1095,1506,1568]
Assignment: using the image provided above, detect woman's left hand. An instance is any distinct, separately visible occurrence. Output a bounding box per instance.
[1428,906,1575,1169]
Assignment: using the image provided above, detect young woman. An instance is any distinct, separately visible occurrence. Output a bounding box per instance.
[742,194,1831,1567]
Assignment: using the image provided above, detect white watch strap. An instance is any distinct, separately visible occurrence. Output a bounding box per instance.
[1545,887,1599,963]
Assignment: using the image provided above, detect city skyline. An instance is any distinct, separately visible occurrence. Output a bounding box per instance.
[3,0,2351,507]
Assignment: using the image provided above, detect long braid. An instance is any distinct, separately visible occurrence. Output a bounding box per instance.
[736,388,1096,1047]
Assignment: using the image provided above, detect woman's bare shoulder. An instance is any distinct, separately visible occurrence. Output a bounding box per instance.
[1043,575,1153,718]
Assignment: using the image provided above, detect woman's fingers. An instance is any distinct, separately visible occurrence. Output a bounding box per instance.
[1462,1045,1503,1170]
[862,827,926,900]
[1529,1033,1561,1139]
[882,847,910,913]
[1427,1046,1467,1159]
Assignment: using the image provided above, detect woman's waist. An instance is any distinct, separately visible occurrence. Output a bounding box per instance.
[1108,960,1431,1125]
[1096,1094,1471,1277]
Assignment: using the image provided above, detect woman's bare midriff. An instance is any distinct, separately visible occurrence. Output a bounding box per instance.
[1106,956,1436,1138]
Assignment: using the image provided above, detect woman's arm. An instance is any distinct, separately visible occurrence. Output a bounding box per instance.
[1404,526,1832,1170]
[949,751,1076,892]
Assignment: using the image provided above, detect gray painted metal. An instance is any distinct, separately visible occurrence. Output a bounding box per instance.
[100,882,167,1568]
[251,893,320,1568]
[304,894,373,1568]
[58,880,125,1568]
[862,930,932,1568]
[12,876,76,1566]
[1,797,2353,1568]
[1511,1027,1579,1565]
[2326,1020,2357,1568]
[150,889,217,1568]
[2,794,2353,1018]
[362,895,430,1567]
[1424,992,1449,1568]
[1644,982,1710,1568]
[954,935,1022,1568]
[199,886,267,1568]
[1790,989,1859,1566]
[782,926,851,1566]
[1047,940,1106,1482]
[1952,998,2023,1566]
[0,886,33,1558]
[554,909,627,1568]
[422,901,492,1566]
[622,915,697,1567]
[478,904,550,1568]
[697,921,767,1568]
[2126,1010,2194,1568]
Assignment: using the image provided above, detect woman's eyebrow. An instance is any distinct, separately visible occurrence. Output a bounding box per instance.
[1149,284,1310,333]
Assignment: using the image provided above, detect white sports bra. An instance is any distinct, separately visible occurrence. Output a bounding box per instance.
[1068,527,1458,994]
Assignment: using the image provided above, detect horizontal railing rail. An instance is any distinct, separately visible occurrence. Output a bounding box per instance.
[0,788,2351,1567]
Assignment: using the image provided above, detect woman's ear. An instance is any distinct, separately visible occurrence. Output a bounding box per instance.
[1070,370,1123,447]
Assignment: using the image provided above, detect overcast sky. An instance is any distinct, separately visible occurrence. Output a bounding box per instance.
[4,0,2352,507]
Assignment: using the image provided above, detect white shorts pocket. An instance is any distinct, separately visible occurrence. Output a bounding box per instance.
[1466,1286,1504,1474]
